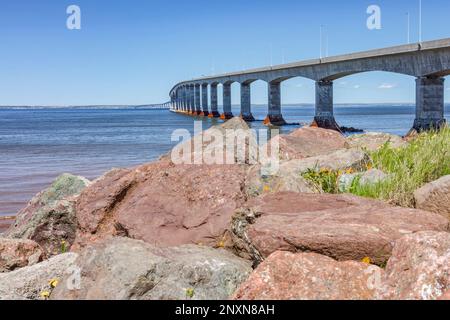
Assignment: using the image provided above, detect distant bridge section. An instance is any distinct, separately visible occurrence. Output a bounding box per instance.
[169,38,450,132]
[135,102,171,110]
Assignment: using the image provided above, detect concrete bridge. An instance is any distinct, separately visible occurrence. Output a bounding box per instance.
[169,38,450,132]
[135,102,171,110]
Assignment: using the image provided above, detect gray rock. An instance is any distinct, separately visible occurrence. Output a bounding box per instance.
[359,169,389,185]
[245,165,316,197]
[51,237,252,300]
[4,174,90,256]
[0,253,78,300]
[338,173,358,193]
[338,169,389,193]
[280,148,370,174]
[414,175,450,220]
[246,148,369,196]
[348,132,407,151]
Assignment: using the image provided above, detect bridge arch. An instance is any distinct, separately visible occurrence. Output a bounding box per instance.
[333,72,415,131]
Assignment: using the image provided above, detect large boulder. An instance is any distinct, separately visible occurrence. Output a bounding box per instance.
[0,252,78,300]
[245,148,369,197]
[73,160,247,250]
[0,239,44,273]
[233,251,382,300]
[4,174,90,256]
[169,117,258,166]
[378,231,450,300]
[52,237,252,300]
[414,175,450,220]
[266,127,349,161]
[230,192,449,266]
[348,132,407,151]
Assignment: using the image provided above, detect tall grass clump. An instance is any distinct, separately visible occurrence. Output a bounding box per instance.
[350,126,450,207]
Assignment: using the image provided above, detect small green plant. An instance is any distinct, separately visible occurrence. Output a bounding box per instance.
[351,126,450,207]
[302,168,342,193]
[186,288,195,299]
[61,240,68,253]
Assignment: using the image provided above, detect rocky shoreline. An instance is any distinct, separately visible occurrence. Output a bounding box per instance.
[0,118,449,300]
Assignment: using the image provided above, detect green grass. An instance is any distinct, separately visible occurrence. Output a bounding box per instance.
[350,126,450,207]
[302,126,450,208]
[302,168,342,194]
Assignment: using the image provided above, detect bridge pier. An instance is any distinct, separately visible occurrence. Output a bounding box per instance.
[180,88,185,111]
[201,84,209,116]
[185,86,189,113]
[264,82,286,126]
[209,84,220,118]
[189,85,195,114]
[221,83,234,119]
[184,86,189,112]
[194,84,202,116]
[312,80,341,131]
[240,83,255,121]
[181,87,186,112]
[413,76,447,132]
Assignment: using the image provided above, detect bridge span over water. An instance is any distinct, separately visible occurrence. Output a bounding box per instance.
[169,38,450,132]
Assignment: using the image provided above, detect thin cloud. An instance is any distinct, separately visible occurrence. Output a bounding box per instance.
[378,83,397,89]
[353,85,361,89]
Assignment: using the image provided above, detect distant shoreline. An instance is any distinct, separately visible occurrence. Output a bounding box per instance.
[0,215,15,220]
[0,105,169,110]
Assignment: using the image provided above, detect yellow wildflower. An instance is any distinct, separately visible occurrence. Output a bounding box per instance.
[49,278,59,288]
[362,257,371,265]
[346,168,354,174]
[366,163,373,171]
[263,185,271,193]
[40,291,50,299]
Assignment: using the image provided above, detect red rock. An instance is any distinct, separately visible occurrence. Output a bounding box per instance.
[73,161,247,250]
[230,192,450,265]
[438,290,450,300]
[168,117,258,166]
[233,251,382,300]
[266,127,349,161]
[0,238,44,273]
[379,231,450,300]
[414,175,450,220]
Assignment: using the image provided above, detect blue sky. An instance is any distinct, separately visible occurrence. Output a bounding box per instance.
[1,0,450,106]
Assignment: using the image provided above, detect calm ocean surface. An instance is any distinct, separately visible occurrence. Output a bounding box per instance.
[1,104,449,217]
